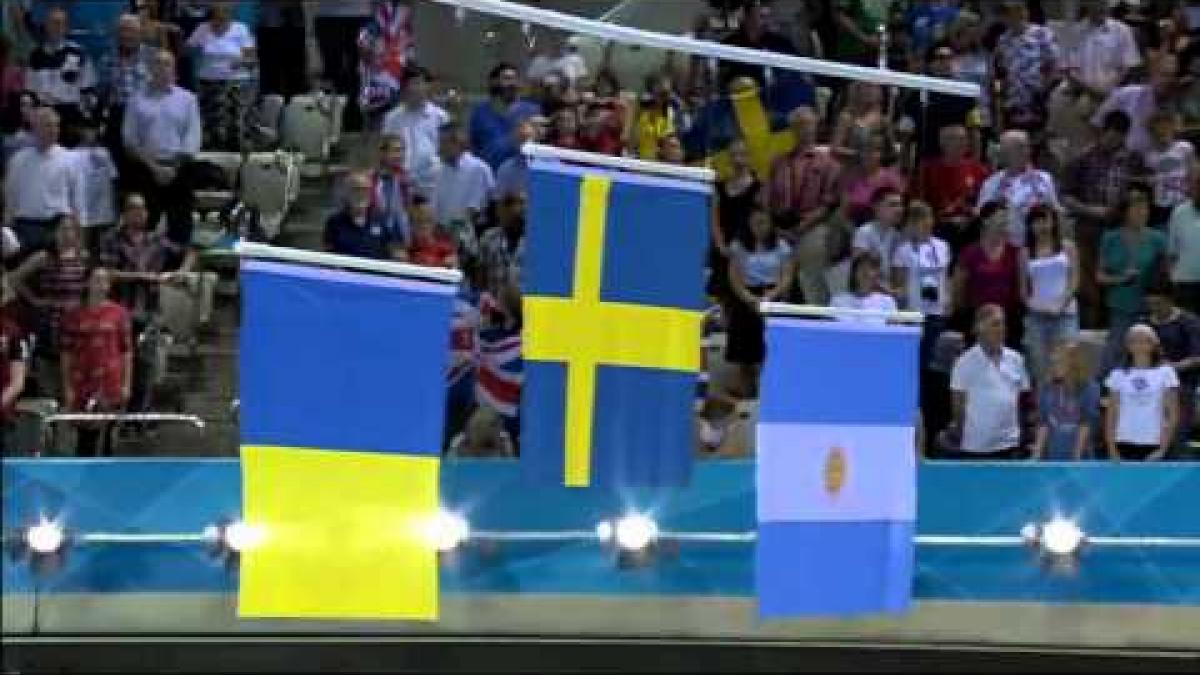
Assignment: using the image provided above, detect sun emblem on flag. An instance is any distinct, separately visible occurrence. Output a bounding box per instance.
[824,446,847,497]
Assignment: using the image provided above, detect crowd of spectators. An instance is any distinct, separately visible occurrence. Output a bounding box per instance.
[2,0,1199,462]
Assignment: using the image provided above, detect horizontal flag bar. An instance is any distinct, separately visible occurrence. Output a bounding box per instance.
[761,302,925,325]
[429,0,980,98]
[524,143,716,183]
[43,413,206,428]
[235,242,463,285]
[26,531,1200,548]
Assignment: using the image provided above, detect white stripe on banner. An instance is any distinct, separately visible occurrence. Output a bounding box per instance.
[757,423,916,523]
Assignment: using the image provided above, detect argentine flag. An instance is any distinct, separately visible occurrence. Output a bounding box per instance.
[756,310,921,618]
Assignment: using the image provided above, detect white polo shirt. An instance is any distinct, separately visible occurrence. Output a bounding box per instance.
[1104,365,1179,446]
[950,344,1031,453]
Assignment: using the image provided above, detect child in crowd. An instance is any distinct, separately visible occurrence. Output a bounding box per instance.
[1031,340,1101,460]
[406,196,457,269]
[831,251,899,320]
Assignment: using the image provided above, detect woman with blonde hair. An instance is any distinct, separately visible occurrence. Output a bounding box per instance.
[1030,339,1101,460]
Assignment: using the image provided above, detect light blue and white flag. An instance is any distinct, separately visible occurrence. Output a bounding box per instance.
[756,312,921,618]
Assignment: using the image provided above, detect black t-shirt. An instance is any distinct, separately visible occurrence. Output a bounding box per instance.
[323,211,397,261]
[1153,310,1200,391]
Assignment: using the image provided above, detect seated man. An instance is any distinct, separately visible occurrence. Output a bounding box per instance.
[324,171,407,261]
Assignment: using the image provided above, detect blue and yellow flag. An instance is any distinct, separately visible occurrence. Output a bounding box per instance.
[238,257,456,620]
[522,159,712,488]
[683,78,813,180]
[756,313,920,618]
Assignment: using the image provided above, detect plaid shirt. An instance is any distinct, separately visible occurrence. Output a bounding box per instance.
[97,44,155,109]
[1063,143,1145,212]
[478,227,525,298]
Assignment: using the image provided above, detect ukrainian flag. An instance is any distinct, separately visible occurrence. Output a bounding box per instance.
[522,159,712,488]
[683,77,814,180]
[238,252,457,620]
[756,312,920,617]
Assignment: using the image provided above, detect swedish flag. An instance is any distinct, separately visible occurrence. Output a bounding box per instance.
[683,78,813,180]
[238,253,457,620]
[522,159,712,488]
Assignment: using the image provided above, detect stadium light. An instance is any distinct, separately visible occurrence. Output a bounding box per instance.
[1022,517,1087,564]
[205,519,267,557]
[1040,518,1086,557]
[24,518,66,556]
[613,514,658,553]
[425,509,471,553]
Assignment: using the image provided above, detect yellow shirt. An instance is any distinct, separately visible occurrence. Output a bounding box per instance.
[635,107,677,160]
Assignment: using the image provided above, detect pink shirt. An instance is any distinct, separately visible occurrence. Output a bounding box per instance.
[841,167,906,225]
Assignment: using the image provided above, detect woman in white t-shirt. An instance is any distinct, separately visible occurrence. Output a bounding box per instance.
[892,200,950,368]
[832,250,898,322]
[1104,324,1180,461]
[1022,205,1078,384]
[186,4,256,150]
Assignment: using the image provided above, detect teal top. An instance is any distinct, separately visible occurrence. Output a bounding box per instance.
[1099,227,1168,317]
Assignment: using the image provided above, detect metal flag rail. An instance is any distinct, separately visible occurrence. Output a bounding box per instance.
[11,529,1199,549]
[428,0,980,97]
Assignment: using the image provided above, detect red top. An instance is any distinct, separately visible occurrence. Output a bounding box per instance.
[60,301,131,410]
[0,312,29,423]
[408,232,456,268]
[918,157,991,220]
[959,242,1023,310]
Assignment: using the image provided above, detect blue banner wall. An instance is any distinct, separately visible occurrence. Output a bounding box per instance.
[3,460,1199,605]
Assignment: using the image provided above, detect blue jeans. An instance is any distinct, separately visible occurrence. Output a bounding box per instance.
[1025,311,1079,383]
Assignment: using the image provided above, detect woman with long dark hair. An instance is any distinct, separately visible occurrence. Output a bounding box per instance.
[832,250,899,317]
[1023,204,1078,382]
[710,140,762,300]
[726,206,794,398]
[1098,183,1170,371]
[952,201,1026,349]
[1104,324,1179,462]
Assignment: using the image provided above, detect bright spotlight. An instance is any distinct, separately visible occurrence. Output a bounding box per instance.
[24,519,65,555]
[223,521,267,553]
[595,520,614,543]
[1040,517,1085,557]
[614,514,658,552]
[426,509,471,552]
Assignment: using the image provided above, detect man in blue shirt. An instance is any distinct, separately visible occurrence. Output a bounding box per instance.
[469,62,541,170]
[323,171,405,261]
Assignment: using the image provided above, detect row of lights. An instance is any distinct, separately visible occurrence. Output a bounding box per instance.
[12,512,1088,566]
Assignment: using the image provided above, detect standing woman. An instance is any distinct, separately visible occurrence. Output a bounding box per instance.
[12,217,88,391]
[187,3,257,151]
[1023,205,1079,383]
[726,206,794,399]
[952,202,1026,350]
[710,140,761,301]
[1097,184,1169,372]
[1030,340,1102,461]
[1104,324,1179,462]
[60,266,132,457]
